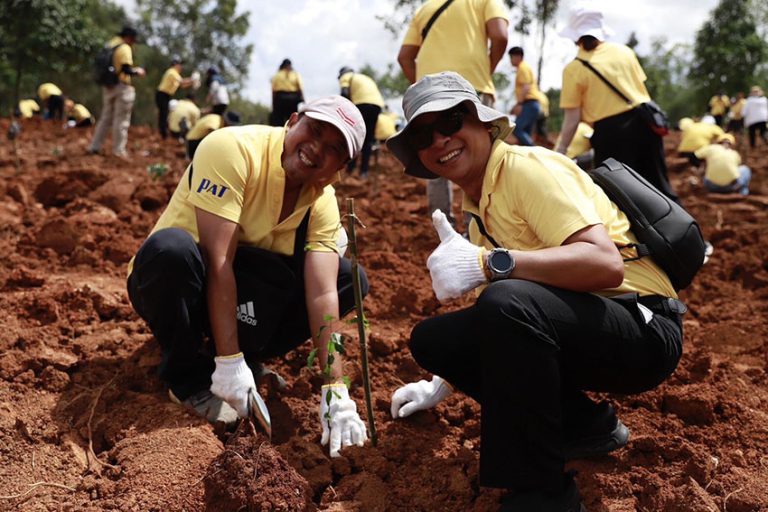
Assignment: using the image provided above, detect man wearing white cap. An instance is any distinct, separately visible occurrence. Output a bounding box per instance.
[126,96,369,458]
[556,5,678,203]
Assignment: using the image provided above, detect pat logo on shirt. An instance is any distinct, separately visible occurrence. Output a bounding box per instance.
[196,178,228,198]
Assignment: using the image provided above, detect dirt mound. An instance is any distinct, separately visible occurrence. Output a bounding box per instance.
[0,119,766,511]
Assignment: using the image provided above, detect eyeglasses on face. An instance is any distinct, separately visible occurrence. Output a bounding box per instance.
[406,106,468,151]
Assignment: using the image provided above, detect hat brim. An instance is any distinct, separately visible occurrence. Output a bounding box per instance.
[304,111,357,159]
[386,99,514,179]
[558,25,613,42]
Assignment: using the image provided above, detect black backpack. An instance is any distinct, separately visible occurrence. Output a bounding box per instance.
[93,43,122,86]
[587,158,706,290]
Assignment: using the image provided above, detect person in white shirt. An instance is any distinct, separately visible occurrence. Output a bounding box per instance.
[742,85,768,148]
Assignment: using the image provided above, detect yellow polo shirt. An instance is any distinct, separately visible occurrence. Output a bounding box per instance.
[709,95,729,116]
[186,113,223,141]
[129,125,340,275]
[536,90,550,116]
[561,42,650,124]
[158,67,183,95]
[730,98,745,120]
[375,111,399,140]
[169,99,201,133]
[402,0,508,97]
[463,141,676,298]
[555,122,593,159]
[695,144,741,186]
[514,61,541,102]
[339,72,385,107]
[37,83,62,100]
[70,104,91,122]
[677,122,725,153]
[107,36,134,85]
[18,99,40,118]
[271,70,303,92]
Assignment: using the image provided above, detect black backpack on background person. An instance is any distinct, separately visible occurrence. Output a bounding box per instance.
[93,43,122,86]
[587,158,706,290]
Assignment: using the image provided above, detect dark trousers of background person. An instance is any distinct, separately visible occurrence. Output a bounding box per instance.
[512,99,540,146]
[47,95,64,120]
[726,118,743,133]
[127,227,368,400]
[408,279,682,492]
[212,104,227,115]
[186,138,203,160]
[271,91,302,127]
[347,103,381,177]
[75,118,94,128]
[713,114,724,127]
[747,121,767,148]
[592,108,680,204]
[155,91,171,138]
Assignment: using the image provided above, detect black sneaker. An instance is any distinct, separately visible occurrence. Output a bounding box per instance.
[563,403,630,460]
[499,475,585,512]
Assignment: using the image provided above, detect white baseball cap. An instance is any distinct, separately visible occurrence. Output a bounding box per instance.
[299,96,366,159]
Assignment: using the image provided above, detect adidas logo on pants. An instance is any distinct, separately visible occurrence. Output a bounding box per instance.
[237,301,258,326]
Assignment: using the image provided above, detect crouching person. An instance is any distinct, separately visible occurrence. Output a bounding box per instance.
[127,96,369,458]
[387,72,684,511]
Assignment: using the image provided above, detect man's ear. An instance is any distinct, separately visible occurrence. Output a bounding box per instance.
[287,112,299,128]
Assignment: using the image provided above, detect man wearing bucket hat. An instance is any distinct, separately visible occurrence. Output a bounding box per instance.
[127,96,369,458]
[555,5,678,204]
[388,71,684,511]
[88,26,145,158]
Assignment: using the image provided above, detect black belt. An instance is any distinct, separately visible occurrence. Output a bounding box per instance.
[637,295,688,316]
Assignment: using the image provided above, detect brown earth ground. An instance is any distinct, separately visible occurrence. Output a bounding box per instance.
[0,118,766,512]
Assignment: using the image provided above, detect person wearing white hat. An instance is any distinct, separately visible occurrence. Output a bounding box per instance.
[388,71,683,512]
[556,5,678,204]
[126,96,369,458]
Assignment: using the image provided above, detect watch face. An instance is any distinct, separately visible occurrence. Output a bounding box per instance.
[490,250,513,273]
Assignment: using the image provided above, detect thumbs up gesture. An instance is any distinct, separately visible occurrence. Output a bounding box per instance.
[426,210,488,302]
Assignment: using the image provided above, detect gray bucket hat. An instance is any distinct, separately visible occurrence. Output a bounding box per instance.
[386,71,513,179]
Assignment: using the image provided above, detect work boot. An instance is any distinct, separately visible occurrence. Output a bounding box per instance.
[563,402,629,460]
[500,474,585,512]
[169,389,239,426]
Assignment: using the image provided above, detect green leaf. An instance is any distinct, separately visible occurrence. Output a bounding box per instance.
[325,392,333,406]
[345,316,358,325]
[332,390,341,400]
[327,354,335,366]
[318,325,327,337]
[323,365,331,376]
[327,342,336,355]
[306,348,318,369]
[342,375,351,388]
[323,314,335,322]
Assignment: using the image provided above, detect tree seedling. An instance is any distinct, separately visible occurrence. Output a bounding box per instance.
[146,163,169,180]
[307,314,351,428]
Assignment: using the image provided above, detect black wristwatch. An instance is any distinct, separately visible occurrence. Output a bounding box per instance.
[487,248,515,281]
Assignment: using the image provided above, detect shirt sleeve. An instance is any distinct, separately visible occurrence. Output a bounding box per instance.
[187,128,249,224]
[694,144,712,159]
[306,186,341,253]
[402,17,422,46]
[484,0,510,21]
[560,62,583,109]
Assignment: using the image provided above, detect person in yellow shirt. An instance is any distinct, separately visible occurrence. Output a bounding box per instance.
[338,67,384,177]
[127,96,369,458]
[677,117,725,166]
[726,92,746,134]
[375,108,400,142]
[397,0,509,227]
[270,58,304,127]
[557,6,678,204]
[88,26,146,158]
[555,121,593,169]
[15,99,40,119]
[185,110,240,159]
[535,90,550,144]
[37,83,64,120]
[696,134,751,195]
[708,92,730,126]
[386,71,683,512]
[156,56,194,139]
[168,95,201,140]
[64,99,94,127]
[508,47,541,146]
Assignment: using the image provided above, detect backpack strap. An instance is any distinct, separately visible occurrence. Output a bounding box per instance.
[469,213,501,248]
[421,0,456,41]
[575,58,633,106]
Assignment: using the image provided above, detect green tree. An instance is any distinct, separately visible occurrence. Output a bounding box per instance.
[637,37,697,123]
[533,0,559,88]
[689,0,766,104]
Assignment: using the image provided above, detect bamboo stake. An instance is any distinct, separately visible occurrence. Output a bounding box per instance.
[345,198,377,446]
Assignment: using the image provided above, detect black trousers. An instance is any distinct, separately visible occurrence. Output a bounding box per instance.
[47,95,64,120]
[271,91,302,127]
[592,108,679,204]
[409,280,682,491]
[748,121,767,148]
[155,91,171,138]
[127,227,368,400]
[347,103,381,176]
[212,104,227,115]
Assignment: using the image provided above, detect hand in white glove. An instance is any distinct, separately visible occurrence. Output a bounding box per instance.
[320,384,367,457]
[210,352,258,418]
[426,209,487,302]
[390,375,452,418]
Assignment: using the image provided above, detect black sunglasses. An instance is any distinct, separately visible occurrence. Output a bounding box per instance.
[406,106,468,151]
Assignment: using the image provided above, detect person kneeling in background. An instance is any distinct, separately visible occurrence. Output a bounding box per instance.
[696,133,751,196]
[65,99,94,128]
[186,110,240,160]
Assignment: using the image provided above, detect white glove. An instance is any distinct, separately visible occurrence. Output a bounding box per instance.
[210,352,257,418]
[190,70,201,90]
[426,209,487,302]
[390,375,452,418]
[320,384,367,457]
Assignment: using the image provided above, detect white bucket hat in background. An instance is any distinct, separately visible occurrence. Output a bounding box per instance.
[386,71,513,179]
[559,4,614,43]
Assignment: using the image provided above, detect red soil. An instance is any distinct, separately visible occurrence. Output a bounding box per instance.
[0,118,766,511]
